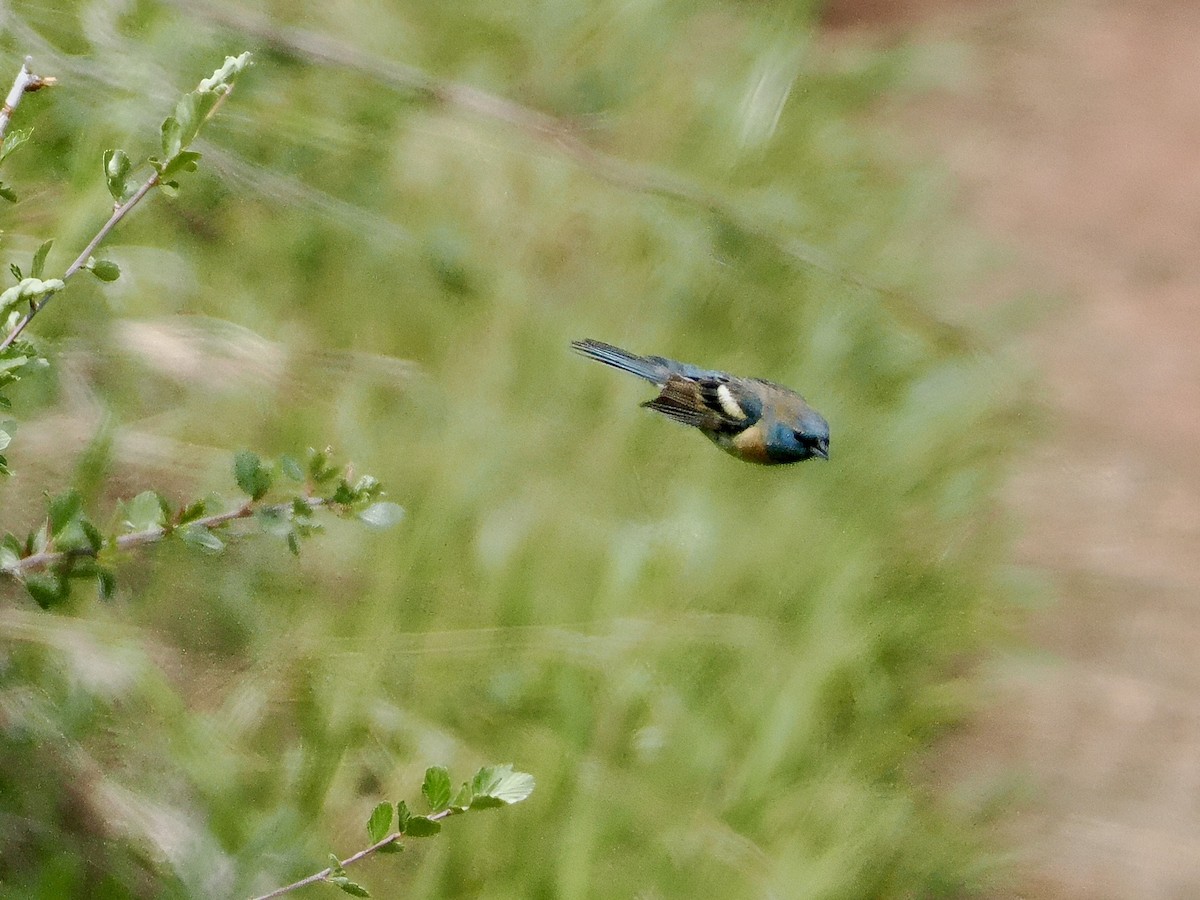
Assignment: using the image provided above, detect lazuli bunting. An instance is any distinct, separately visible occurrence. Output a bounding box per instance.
[572,339,830,465]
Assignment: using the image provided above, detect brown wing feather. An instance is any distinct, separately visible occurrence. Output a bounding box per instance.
[642,375,745,431]
[641,376,707,426]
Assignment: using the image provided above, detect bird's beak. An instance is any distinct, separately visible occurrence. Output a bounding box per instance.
[813,445,829,461]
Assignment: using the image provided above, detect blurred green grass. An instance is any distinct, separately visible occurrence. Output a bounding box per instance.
[0,1,1027,897]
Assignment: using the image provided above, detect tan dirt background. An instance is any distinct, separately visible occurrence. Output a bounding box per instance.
[825,0,1200,896]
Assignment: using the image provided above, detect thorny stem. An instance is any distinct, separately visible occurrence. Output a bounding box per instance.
[0,496,329,580]
[0,56,55,147]
[249,808,458,900]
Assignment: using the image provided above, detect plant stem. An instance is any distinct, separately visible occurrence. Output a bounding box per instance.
[1,496,329,580]
[249,809,456,900]
[0,174,160,352]
[0,170,159,355]
[0,71,238,352]
[0,56,55,146]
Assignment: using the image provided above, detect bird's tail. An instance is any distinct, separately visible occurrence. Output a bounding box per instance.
[571,339,670,384]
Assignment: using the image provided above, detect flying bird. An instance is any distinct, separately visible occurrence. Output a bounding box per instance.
[572,338,829,465]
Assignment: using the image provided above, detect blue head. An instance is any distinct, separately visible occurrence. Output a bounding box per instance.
[765,409,830,464]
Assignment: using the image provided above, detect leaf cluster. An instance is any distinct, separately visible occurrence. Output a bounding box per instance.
[319,765,535,898]
[0,54,252,466]
[0,127,32,203]
[125,51,252,197]
[0,447,401,608]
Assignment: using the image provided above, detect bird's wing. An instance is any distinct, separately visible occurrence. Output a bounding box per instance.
[695,377,762,428]
[642,374,763,433]
[641,375,710,426]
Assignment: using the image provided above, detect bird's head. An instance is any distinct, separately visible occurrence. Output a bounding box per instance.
[767,410,830,463]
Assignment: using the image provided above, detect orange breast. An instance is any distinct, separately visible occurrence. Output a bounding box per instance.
[729,426,773,464]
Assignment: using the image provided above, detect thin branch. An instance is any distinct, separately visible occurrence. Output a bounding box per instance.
[0,69,239,353]
[249,808,457,900]
[61,176,160,282]
[0,56,56,146]
[1,495,329,580]
[0,173,159,352]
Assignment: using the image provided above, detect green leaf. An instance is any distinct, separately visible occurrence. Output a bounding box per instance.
[8,263,21,281]
[174,91,219,150]
[80,519,104,553]
[47,489,82,536]
[403,816,442,838]
[329,876,370,898]
[422,767,452,812]
[88,259,121,282]
[234,450,272,500]
[280,454,304,481]
[32,277,63,297]
[0,278,65,314]
[122,491,167,531]
[103,149,132,202]
[375,840,403,855]
[1,286,23,314]
[97,568,116,601]
[178,499,208,524]
[199,52,253,92]
[255,505,289,535]
[178,524,224,553]
[469,765,536,808]
[307,447,338,484]
[0,357,28,379]
[395,800,411,834]
[353,475,381,499]
[159,179,180,197]
[451,781,474,810]
[285,530,301,556]
[367,802,393,843]
[0,348,40,378]
[31,240,52,279]
[330,480,356,505]
[160,115,183,158]
[156,150,202,183]
[148,52,248,185]
[358,502,404,529]
[45,494,92,553]
[30,522,50,555]
[0,128,31,163]
[25,572,68,609]
[0,183,16,203]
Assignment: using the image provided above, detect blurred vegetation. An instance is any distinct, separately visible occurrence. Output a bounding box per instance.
[0,0,1028,897]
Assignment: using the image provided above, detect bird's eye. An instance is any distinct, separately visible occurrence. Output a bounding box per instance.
[794,431,829,455]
